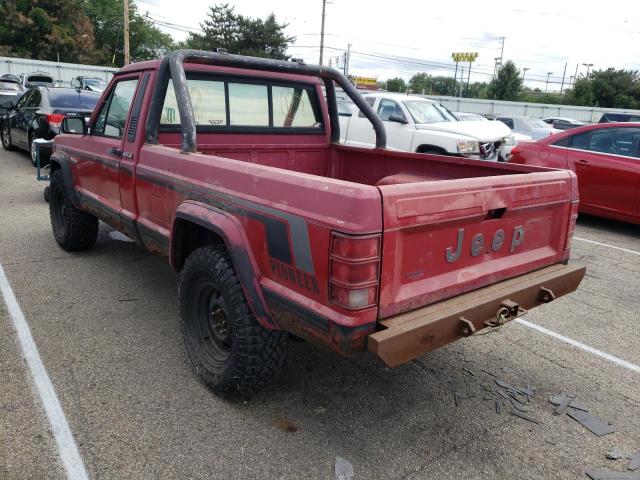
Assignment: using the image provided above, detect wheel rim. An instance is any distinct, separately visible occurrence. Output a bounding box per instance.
[50,184,67,234]
[30,138,37,163]
[1,127,8,147]
[189,279,232,367]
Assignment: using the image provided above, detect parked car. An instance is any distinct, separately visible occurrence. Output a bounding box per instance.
[21,71,56,88]
[598,112,640,123]
[71,76,107,93]
[0,78,25,108]
[1,86,99,165]
[453,112,487,122]
[542,117,585,130]
[0,73,24,85]
[504,131,533,158]
[496,115,562,140]
[47,50,584,398]
[509,123,640,224]
[341,93,511,161]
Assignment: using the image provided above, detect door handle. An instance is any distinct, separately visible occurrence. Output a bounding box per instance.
[109,147,122,157]
[576,159,590,166]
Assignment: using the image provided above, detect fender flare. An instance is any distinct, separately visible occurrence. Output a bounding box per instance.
[171,201,275,329]
[49,150,81,207]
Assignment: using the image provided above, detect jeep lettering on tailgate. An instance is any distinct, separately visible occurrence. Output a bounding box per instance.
[446,226,525,263]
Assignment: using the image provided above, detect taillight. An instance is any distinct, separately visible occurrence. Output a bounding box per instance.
[45,114,65,128]
[562,200,579,262]
[329,232,381,310]
[510,145,523,157]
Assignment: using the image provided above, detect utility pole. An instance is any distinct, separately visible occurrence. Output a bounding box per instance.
[493,57,501,79]
[560,62,567,94]
[459,66,464,98]
[498,36,505,70]
[319,0,327,65]
[344,43,351,76]
[582,62,594,77]
[545,72,552,92]
[123,0,130,65]
[573,63,579,88]
[522,67,529,84]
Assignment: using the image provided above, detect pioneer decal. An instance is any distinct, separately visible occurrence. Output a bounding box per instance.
[445,226,524,263]
[270,258,320,294]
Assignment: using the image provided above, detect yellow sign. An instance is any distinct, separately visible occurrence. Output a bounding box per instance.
[350,76,378,86]
[451,52,479,63]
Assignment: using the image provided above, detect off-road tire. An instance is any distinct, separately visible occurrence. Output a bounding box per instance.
[49,169,98,251]
[179,245,287,400]
[1,125,14,151]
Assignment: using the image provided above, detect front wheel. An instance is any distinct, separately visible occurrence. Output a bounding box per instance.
[1,125,14,151]
[49,169,98,251]
[179,245,287,399]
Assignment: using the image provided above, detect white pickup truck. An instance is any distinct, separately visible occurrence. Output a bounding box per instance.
[339,92,512,161]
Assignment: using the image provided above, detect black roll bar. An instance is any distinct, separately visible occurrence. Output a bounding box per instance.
[145,49,387,153]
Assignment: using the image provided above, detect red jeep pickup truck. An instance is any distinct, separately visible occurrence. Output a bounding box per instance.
[48,50,585,399]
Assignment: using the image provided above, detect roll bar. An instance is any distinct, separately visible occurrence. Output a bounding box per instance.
[145,49,387,153]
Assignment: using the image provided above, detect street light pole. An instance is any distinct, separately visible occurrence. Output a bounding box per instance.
[545,72,552,92]
[582,63,594,77]
[522,67,529,84]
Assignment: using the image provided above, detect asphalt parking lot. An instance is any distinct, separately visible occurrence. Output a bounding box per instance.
[1,147,639,480]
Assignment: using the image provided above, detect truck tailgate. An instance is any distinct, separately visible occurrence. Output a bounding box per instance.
[377,170,576,318]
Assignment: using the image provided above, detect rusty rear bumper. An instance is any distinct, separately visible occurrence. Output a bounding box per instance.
[368,263,586,367]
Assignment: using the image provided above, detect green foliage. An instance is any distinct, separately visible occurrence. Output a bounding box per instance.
[0,0,96,63]
[408,73,429,94]
[385,77,406,93]
[487,61,522,100]
[84,0,175,66]
[183,3,293,59]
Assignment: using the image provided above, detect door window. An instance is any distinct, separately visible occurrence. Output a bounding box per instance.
[92,78,139,138]
[498,117,514,129]
[569,128,640,158]
[358,96,376,118]
[26,89,41,108]
[377,99,406,122]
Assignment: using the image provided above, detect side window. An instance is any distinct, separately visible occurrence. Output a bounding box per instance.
[272,86,318,127]
[498,117,514,129]
[162,78,226,126]
[228,83,269,126]
[377,99,405,122]
[553,137,570,147]
[26,89,41,107]
[587,129,617,155]
[358,96,376,118]
[583,128,640,158]
[93,78,139,138]
[569,131,591,150]
[16,90,31,108]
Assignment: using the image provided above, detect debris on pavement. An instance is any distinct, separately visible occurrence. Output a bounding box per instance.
[629,452,640,471]
[607,448,626,460]
[567,409,615,437]
[509,410,542,425]
[549,394,588,412]
[585,469,640,480]
[336,457,354,480]
[554,395,575,416]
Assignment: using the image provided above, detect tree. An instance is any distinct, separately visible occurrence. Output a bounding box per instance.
[408,73,429,94]
[85,0,175,66]
[385,77,406,93]
[487,61,522,100]
[184,3,293,59]
[0,0,96,63]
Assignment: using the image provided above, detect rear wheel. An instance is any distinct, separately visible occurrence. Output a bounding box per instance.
[1,125,14,151]
[49,169,98,251]
[179,245,287,399]
[29,133,38,167]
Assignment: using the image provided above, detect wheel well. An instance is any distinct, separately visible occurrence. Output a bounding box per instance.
[416,144,448,155]
[172,218,226,271]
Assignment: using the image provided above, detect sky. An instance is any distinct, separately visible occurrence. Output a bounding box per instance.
[133,0,640,91]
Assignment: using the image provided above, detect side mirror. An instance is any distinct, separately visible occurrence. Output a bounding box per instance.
[61,116,87,134]
[388,113,408,124]
[1,100,15,110]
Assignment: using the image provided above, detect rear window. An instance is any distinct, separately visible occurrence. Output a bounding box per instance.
[161,74,322,132]
[0,81,21,91]
[49,90,100,110]
[28,75,53,84]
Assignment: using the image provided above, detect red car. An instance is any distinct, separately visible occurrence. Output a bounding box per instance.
[510,123,640,225]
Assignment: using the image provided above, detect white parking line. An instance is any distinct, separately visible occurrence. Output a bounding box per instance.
[0,262,89,480]
[515,318,640,374]
[574,236,640,256]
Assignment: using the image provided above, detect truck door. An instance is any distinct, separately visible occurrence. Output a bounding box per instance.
[75,75,140,224]
[376,98,413,151]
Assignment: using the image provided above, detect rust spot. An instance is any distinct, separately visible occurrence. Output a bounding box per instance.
[273,416,298,433]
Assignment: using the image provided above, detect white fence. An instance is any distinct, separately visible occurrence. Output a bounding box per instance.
[0,56,117,86]
[420,95,640,124]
